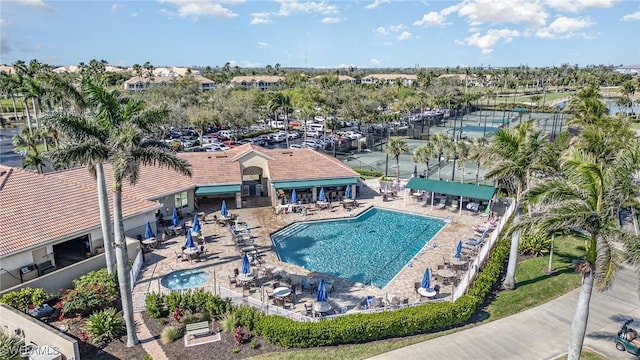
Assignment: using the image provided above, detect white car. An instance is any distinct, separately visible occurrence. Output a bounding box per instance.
[289,144,303,149]
[305,130,320,138]
[203,143,230,152]
[270,133,287,143]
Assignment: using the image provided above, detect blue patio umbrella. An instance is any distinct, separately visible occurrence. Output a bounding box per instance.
[241,253,251,275]
[318,187,326,202]
[291,189,298,204]
[454,240,463,259]
[221,200,229,218]
[316,279,327,302]
[413,165,418,178]
[184,231,195,249]
[144,221,155,239]
[192,214,201,233]
[345,185,352,199]
[172,208,179,227]
[421,268,431,289]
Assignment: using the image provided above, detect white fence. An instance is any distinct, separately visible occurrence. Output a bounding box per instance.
[129,249,143,292]
[452,198,516,301]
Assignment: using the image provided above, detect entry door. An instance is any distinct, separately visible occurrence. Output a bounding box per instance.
[242,185,250,196]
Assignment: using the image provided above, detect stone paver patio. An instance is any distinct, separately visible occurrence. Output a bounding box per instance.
[132,179,501,316]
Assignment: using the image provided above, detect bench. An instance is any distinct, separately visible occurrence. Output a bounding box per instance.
[185,321,210,339]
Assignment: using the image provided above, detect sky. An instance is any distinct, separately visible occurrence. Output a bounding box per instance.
[1,0,639,69]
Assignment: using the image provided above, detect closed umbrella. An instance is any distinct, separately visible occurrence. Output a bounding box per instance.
[172,208,179,227]
[413,165,418,178]
[454,240,463,259]
[291,189,298,204]
[421,268,431,289]
[192,214,201,233]
[241,253,251,275]
[345,185,352,199]
[144,221,155,239]
[318,187,326,202]
[221,200,229,218]
[184,231,195,249]
[316,279,327,302]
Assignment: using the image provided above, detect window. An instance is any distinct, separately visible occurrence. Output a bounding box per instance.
[174,191,188,208]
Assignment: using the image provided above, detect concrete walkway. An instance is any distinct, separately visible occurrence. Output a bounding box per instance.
[369,264,640,360]
[134,312,169,360]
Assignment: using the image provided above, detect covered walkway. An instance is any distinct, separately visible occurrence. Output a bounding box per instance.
[405,177,496,213]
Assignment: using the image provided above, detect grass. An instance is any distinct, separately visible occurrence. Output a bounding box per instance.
[553,348,608,360]
[248,236,585,360]
[486,235,583,319]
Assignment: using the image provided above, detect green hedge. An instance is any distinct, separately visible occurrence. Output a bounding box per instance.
[354,169,384,178]
[255,235,511,348]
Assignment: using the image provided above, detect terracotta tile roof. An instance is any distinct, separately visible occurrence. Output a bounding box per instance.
[0,166,159,257]
[177,152,241,185]
[262,148,359,181]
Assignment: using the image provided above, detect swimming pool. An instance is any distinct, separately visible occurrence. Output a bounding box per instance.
[271,207,445,288]
[161,269,210,290]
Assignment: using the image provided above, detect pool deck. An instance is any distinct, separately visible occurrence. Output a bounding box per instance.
[133,179,496,315]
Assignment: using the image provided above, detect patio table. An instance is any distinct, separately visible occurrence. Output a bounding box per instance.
[142,238,157,249]
[314,301,332,314]
[273,286,292,298]
[436,269,455,279]
[418,287,436,298]
[237,273,255,283]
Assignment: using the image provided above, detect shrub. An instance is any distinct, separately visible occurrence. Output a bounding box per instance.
[0,327,23,360]
[354,168,384,178]
[145,292,164,319]
[220,312,240,333]
[143,355,153,360]
[160,326,181,345]
[164,292,184,313]
[85,308,124,343]
[519,233,551,256]
[173,308,184,322]
[234,305,263,332]
[0,287,47,311]
[250,339,259,350]
[234,326,244,346]
[62,268,119,317]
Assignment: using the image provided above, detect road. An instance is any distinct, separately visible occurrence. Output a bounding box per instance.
[369,264,640,360]
[0,126,24,168]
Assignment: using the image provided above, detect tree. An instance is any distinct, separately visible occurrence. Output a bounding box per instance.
[484,121,549,290]
[413,141,436,179]
[430,133,451,180]
[517,146,640,360]
[468,136,488,184]
[385,137,409,181]
[267,92,292,148]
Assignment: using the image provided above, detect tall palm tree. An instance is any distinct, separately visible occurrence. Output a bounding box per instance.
[517,147,640,360]
[385,137,409,182]
[468,136,488,184]
[484,121,549,290]
[267,92,291,148]
[413,141,436,179]
[430,133,451,180]
[453,140,470,183]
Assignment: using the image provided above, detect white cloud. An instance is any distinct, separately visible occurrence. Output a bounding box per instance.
[275,0,338,16]
[250,12,272,24]
[397,31,413,41]
[158,0,240,19]
[457,0,547,28]
[365,0,390,10]
[389,24,406,32]
[621,11,640,21]
[111,4,122,13]
[535,16,595,39]
[374,26,388,35]
[544,0,617,12]
[370,58,380,65]
[130,12,138,17]
[458,28,520,54]
[321,17,341,24]
[15,0,51,12]
[243,61,261,67]
[257,41,268,48]
[413,11,448,27]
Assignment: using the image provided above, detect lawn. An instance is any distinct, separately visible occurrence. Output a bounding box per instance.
[248,236,585,360]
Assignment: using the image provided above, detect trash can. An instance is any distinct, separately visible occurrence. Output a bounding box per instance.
[383,194,388,202]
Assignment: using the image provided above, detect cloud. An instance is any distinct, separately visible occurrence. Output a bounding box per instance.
[365,0,390,10]
[370,58,380,65]
[397,31,413,41]
[15,0,51,12]
[544,0,618,12]
[414,11,449,27]
[130,12,138,17]
[457,0,547,28]
[621,11,640,21]
[275,0,338,16]
[535,16,595,39]
[243,61,261,68]
[250,12,272,24]
[389,24,406,32]
[257,41,268,48]
[373,26,388,35]
[321,17,340,24]
[457,28,520,54]
[158,0,240,19]
[111,3,122,13]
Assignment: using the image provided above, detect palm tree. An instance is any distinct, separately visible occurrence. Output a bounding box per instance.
[385,137,409,182]
[484,121,549,290]
[517,147,640,360]
[453,140,471,183]
[468,136,488,184]
[267,92,291,148]
[413,142,436,179]
[430,133,451,180]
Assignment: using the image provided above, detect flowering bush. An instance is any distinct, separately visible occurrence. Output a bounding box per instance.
[173,308,183,322]
[234,326,244,346]
[61,269,118,317]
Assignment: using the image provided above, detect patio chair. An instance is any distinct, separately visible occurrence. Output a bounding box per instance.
[402,298,409,304]
[435,198,447,210]
[234,268,240,277]
[174,251,183,263]
[275,297,285,307]
[304,303,313,316]
[228,275,237,287]
[414,282,421,294]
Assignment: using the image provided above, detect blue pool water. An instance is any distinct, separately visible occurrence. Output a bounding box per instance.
[271,208,445,288]
[161,269,210,290]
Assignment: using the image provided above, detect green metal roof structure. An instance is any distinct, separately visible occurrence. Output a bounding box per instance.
[405,178,496,201]
[272,177,358,190]
[195,184,241,196]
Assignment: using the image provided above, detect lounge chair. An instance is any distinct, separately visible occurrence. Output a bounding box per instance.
[435,198,446,210]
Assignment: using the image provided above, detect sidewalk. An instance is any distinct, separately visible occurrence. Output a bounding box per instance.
[369,264,640,360]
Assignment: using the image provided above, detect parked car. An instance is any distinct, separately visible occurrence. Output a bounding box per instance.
[270,133,287,143]
[289,144,303,149]
[203,143,231,152]
[287,131,300,139]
